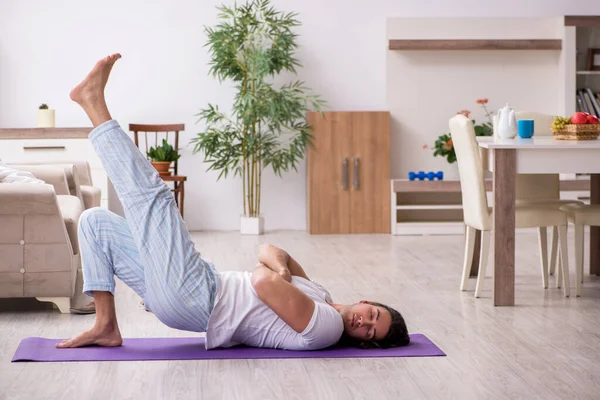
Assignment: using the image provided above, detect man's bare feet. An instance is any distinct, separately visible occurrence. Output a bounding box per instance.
[56,322,122,348]
[70,53,121,127]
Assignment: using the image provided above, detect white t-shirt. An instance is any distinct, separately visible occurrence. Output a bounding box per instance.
[205,271,344,350]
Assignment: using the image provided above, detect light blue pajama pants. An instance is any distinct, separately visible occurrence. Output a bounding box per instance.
[79,120,218,332]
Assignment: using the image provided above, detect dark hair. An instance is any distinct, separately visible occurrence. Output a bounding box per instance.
[338,302,410,349]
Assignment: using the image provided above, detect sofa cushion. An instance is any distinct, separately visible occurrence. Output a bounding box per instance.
[56,195,84,254]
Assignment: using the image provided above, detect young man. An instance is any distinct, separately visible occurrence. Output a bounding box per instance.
[57,54,409,350]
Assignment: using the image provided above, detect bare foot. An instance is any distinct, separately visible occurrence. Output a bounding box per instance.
[70,53,121,127]
[56,323,123,348]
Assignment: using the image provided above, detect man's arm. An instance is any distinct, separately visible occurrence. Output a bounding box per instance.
[251,264,315,333]
[258,244,310,281]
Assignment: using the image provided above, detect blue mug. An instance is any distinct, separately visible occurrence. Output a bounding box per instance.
[517,119,534,139]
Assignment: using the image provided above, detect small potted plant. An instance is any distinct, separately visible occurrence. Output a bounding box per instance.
[426,99,494,164]
[146,139,181,176]
[37,103,55,128]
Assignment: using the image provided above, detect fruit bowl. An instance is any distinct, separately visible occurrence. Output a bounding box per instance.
[552,124,600,140]
[552,114,600,140]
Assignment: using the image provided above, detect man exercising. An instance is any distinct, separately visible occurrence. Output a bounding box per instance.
[57,54,409,351]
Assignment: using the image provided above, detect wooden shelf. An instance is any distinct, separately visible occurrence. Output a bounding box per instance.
[0,128,93,139]
[396,204,463,210]
[565,16,600,27]
[392,179,492,192]
[392,178,589,193]
[388,39,562,51]
[577,71,600,75]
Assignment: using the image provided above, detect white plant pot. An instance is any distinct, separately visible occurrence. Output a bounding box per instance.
[240,216,264,235]
[37,109,55,128]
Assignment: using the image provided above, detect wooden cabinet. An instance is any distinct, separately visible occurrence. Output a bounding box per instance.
[307,112,390,234]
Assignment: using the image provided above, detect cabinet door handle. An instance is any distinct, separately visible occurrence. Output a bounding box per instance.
[23,146,66,150]
[353,157,359,189]
[342,158,348,189]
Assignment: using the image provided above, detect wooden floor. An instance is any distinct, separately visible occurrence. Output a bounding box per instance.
[2,231,600,400]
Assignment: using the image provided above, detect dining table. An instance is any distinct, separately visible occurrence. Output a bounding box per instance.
[477,136,600,306]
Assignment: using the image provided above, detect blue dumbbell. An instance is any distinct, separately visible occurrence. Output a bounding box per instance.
[408,171,426,181]
[426,171,444,180]
[409,171,444,181]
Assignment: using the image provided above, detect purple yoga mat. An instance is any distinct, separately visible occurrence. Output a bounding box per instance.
[11,333,444,362]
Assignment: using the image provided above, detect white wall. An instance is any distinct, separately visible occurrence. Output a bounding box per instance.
[387,17,563,180]
[1,0,600,230]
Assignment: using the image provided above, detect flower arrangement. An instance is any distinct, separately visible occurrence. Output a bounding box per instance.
[425,99,494,164]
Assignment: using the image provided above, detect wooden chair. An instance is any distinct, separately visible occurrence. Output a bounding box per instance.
[129,124,187,218]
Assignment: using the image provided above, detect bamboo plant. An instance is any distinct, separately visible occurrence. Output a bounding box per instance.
[192,0,326,218]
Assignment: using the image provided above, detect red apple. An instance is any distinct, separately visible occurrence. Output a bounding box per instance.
[588,115,600,124]
[571,112,588,124]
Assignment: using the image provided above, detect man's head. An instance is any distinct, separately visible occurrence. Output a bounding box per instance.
[337,301,409,349]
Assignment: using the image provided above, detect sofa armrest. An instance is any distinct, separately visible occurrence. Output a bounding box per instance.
[9,163,84,201]
[0,183,61,214]
[60,164,84,202]
[6,165,70,195]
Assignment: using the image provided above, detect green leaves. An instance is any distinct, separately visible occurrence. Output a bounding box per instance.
[473,122,493,137]
[147,139,181,162]
[193,0,327,216]
[432,120,492,164]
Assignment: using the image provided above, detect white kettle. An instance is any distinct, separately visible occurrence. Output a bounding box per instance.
[496,103,518,139]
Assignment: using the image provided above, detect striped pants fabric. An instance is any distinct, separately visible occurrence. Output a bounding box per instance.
[79,120,218,332]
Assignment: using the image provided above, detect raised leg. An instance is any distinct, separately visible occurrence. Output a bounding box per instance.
[461,226,476,291]
[493,149,516,306]
[537,227,549,289]
[475,230,491,298]
[574,223,584,297]
[70,54,216,332]
[549,226,558,276]
[558,225,571,297]
[36,297,70,314]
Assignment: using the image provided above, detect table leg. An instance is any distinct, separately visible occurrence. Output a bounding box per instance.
[493,149,516,306]
[591,174,600,275]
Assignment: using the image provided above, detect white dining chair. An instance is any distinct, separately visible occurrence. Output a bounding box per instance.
[559,204,600,296]
[450,114,571,298]
[514,112,584,288]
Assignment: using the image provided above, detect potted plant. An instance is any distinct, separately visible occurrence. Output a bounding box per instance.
[147,139,181,176]
[192,0,326,235]
[37,103,55,128]
[426,99,494,164]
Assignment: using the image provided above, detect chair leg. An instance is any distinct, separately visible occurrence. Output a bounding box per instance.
[556,225,566,289]
[475,230,491,298]
[461,226,476,291]
[556,255,563,289]
[36,297,71,314]
[537,227,549,289]
[549,226,558,276]
[574,223,584,297]
[558,225,571,297]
